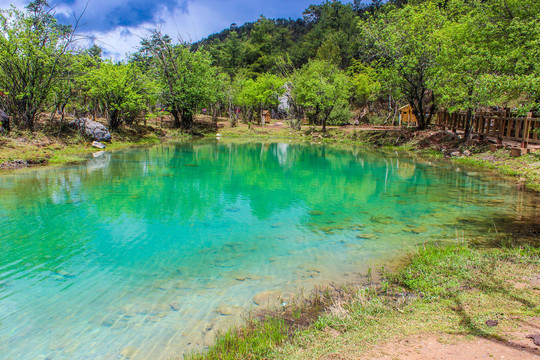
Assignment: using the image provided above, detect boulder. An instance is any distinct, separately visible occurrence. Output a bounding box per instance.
[70,118,111,142]
[0,109,9,132]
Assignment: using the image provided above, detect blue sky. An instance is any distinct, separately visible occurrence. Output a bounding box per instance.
[0,0,329,58]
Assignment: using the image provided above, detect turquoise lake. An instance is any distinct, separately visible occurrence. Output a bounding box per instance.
[0,141,539,359]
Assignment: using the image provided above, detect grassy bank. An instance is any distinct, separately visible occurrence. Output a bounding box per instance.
[187,240,540,360]
[217,122,540,192]
[0,122,186,171]
[2,117,539,192]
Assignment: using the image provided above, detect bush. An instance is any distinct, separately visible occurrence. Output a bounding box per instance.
[327,103,352,125]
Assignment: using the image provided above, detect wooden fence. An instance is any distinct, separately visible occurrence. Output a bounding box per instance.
[435,110,540,146]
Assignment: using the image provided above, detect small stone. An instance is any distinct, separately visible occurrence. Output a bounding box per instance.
[356,234,377,240]
[485,319,498,327]
[463,149,471,156]
[450,151,461,157]
[169,302,180,311]
[308,210,325,216]
[526,334,540,346]
[253,291,282,306]
[217,304,242,316]
[235,276,246,281]
[411,226,428,234]
[120,346,138,359]
[92,141,106,149]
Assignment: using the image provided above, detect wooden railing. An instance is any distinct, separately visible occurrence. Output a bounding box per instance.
[435,110,540,145]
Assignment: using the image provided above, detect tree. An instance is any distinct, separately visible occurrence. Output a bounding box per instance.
[0,0,79,130]
[140,31,216,130]
[292,59,351,131]
[236,73,286,124]
[347,60,381,108]
[360,2,445,129]
[434,1,494,139]
[82,62,153,130]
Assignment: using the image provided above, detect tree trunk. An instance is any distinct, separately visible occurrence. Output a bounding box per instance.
[212,104,218,127]
[181,110,193,130]
[171,109,181,128]
[109,109,121,131]
[464,107,473,141]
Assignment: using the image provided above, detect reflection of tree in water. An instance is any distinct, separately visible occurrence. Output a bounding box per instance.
[2,141,539,273]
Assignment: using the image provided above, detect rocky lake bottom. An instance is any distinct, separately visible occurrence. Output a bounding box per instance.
[0,141,539,359]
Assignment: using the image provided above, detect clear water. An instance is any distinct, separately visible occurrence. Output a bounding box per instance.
[0,141,539,359]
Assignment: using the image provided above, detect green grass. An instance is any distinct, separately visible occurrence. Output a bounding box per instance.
[453,149,540,191]
[0,123,183,170]
[190,241,540,360]
[187,318,290,360]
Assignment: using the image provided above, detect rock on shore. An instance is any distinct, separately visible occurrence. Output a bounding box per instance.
[70,118,111,142]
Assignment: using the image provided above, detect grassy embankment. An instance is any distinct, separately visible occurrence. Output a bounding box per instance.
[187,239,540,360]
[2,117,539,191]
[0,119,188,170]
[216,121,540,192]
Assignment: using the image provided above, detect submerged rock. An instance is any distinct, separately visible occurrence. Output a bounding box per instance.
[119,346,138,359]
[216,304,242,316]
[356,234,378,240]
[70,118,112,142]
[252,290,282,306]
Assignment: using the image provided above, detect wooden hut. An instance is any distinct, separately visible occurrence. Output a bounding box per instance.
[399,104,417,127]
[261,110,271,125]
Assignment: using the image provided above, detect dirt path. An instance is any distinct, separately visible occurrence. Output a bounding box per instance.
[354,319,540,360]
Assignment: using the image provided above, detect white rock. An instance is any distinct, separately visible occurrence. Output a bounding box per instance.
[92,141,106,149]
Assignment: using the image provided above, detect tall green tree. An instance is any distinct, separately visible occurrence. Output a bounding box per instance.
[82,62,154,130]
[292,59,351,131]
[360,2,445,129]
[0,0,78,130]
[236,73,286,124]
[141,31,217,129]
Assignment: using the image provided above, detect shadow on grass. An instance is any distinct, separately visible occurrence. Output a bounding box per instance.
[452,297,540,357]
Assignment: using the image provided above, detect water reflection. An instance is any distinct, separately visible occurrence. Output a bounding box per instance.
[0,140,538,359]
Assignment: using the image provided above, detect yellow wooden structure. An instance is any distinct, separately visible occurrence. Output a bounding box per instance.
[399,104,417,126]
[261,110,271,125]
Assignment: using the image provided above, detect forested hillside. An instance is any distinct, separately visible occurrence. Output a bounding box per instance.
[0,0,538,136]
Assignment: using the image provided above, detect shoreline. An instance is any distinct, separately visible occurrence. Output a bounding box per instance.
[2,126,539,359]
[187,239,540,360]
[2,119,538,192]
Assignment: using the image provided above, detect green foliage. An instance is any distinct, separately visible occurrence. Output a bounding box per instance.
[140,31,217,129]
[82,62,155,130]
[0,0,538,133]
[187,317,288,360]
[328,103,352,125]
[390,244,540,299]
[292,60,351,130]
[235,73,285,123]
[347,60,381,106]
[360,2,445,129]
[0,0,75,130]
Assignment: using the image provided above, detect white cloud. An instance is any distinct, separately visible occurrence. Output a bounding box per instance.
[1,0,314,60]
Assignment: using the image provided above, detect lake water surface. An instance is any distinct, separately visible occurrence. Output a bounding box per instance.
[1,141,539,359]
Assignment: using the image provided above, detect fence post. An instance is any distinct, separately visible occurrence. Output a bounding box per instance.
[521,112,532,149]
